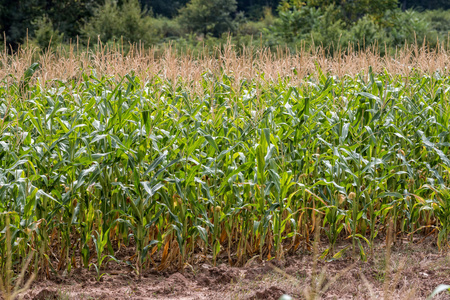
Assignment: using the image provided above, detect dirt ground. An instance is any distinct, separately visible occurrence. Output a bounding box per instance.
[18,236,450,300]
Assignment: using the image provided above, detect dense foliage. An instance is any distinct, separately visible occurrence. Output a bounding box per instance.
[0,63,449,279]
[1,0,450,51]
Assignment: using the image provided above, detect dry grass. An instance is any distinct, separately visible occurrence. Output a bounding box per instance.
[1,41,450,90]
[221,244,450,300]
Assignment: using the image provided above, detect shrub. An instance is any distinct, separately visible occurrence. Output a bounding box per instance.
[347,15,386,48]
[30,15,64,50]
[309,5,348,50]
[82,0,161,45]
[178,0,238,37]
[238,8,275,36]
[383,9,435,47]
[421,9,450,35]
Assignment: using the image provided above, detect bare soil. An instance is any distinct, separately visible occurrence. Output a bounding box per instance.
[19,237,450,300]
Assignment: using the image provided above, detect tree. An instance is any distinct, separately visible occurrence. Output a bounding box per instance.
[236,0,281,19]
[139,0,190,18]
[82,0,161,45]
[0,0,99,50]
[0,0,44,49]
[41,0,99,40]
[178,0,238,37]
[306,0,399,24]
[31,15,64,49]
[271,3,347,48]
[139,0,280,19]
[402,0,450,11]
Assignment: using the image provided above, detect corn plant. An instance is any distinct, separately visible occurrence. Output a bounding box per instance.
[0,61,449,280]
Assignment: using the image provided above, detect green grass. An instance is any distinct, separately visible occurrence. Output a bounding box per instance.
[0,63,449,282]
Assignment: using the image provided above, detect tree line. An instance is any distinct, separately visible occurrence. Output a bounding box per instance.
[1,0,449,52]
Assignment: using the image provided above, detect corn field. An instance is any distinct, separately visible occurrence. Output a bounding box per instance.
[0,47,450,281]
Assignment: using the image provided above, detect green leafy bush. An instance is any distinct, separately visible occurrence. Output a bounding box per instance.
[347,16,386,48]
[177,0,238,37]
[30,15,64,50]
[82,0,161,45]
[421,9,450,36]
[383,9,435,47]
[268,4,347,50]
[237,8,275,36]
[309,5,347,49]
[270,5,322,44]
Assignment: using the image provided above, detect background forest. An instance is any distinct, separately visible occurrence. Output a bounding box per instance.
[1,0,450,53]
